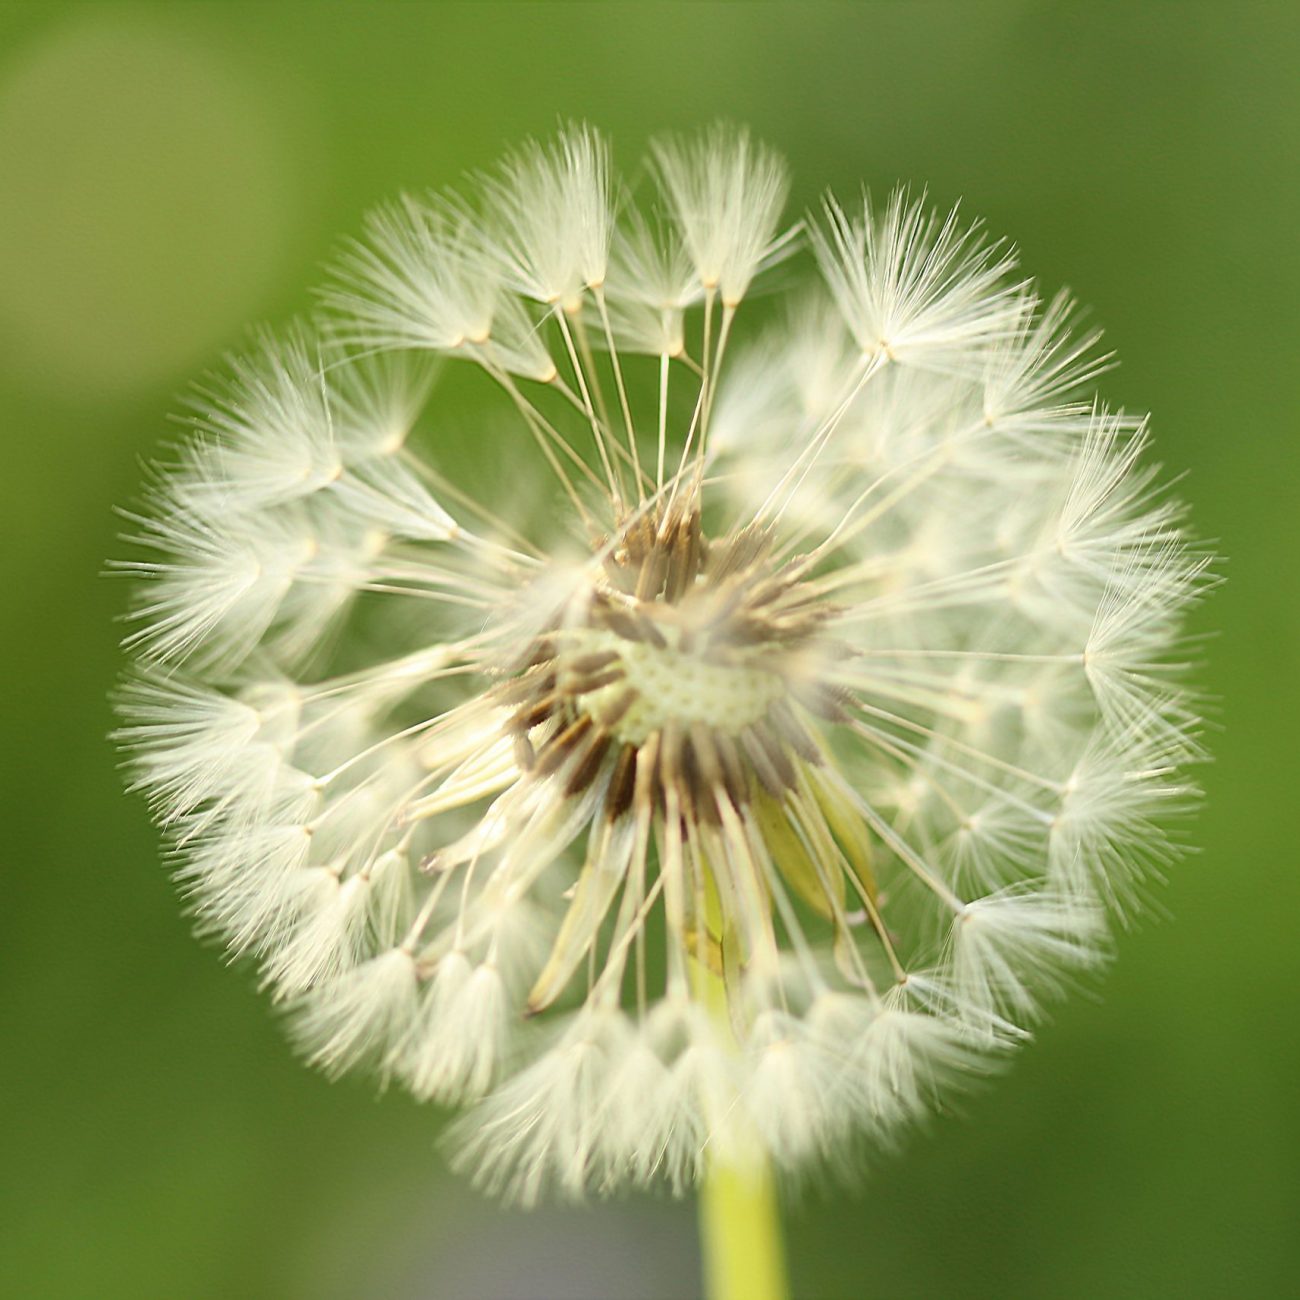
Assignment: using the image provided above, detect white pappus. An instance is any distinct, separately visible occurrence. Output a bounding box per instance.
[114,123,1211,1205]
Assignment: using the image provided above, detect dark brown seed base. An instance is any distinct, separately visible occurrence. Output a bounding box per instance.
[496,506,847,826]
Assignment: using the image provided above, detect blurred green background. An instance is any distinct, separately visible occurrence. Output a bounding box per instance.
[1,3,1295,1297]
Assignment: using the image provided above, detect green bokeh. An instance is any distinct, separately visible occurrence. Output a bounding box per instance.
[1,4,1295,1297]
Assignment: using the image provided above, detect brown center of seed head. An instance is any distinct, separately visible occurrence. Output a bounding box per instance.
[499,507,849,825]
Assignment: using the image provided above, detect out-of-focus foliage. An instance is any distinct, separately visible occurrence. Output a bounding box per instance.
[0,4,1294,1297]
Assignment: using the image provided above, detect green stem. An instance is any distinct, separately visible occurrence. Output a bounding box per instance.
[698,1142,789,1300]
[689,932,790,1300]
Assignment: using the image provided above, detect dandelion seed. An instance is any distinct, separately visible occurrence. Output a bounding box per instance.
[115,125,1210,1210]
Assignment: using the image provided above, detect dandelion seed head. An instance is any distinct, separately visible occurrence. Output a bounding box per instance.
[115,124,1210,1203]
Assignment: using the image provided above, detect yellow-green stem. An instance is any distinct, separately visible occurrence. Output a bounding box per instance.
[690,939,789,1300]
[698,1140,788,1300]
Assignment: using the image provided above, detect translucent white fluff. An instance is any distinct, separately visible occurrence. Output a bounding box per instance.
[116,124,1210,1205]
[810,189,1025,370]
[485,123,615,309]
[949,889,1107,1022]
[650,124,797,307]
[323,197,555,381]
[601,210,702,357]
[291,948,420,1079]
[324,196,497,353]
[400,953,511,1102]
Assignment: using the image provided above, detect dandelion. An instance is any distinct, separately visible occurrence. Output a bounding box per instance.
[115,124,1210,1298]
